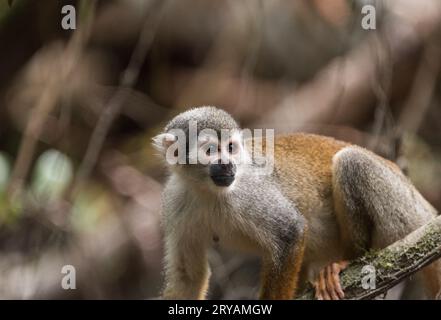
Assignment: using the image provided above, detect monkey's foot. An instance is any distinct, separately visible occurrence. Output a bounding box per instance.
[313,261,349,300]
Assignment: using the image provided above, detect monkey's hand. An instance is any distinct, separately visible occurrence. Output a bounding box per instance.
[314,261,349,300]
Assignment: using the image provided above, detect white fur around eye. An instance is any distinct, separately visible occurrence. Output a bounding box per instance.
[197,143,219,165]
[227,141,239,154]
[206,144,218,156]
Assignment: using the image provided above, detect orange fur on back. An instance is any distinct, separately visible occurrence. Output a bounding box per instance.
[273,134,348,215]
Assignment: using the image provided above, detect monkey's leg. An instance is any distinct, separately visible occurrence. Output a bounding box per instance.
[326,146,440,300]
[162,233,211,299]
[259,227,306,300]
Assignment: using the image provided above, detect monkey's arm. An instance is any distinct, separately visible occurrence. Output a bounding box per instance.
[162,226,211,299]
[160,187,211,300]
[238,183,307,300]
[259,224,306,300]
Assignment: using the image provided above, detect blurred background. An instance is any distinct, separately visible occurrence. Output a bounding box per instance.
[0,0,440,299]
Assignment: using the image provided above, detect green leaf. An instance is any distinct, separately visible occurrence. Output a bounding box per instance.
[31,149,73,202]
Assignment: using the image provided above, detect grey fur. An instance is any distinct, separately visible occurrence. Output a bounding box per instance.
[333,147,437,251]
[164,106,239,135]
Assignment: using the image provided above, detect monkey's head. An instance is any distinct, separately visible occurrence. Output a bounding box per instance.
[152,106,250,191]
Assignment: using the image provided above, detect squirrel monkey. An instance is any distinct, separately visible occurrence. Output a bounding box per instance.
[153,106,440,300]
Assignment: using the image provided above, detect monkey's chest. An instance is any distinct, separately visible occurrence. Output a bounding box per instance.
[200,207,262,255]
[211,230,261,255]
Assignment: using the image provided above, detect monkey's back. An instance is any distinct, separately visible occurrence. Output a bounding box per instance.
[271,133,411,215]
[272,133,348,216]
[270,133,436,271]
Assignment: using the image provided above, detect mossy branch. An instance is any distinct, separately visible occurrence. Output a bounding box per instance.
[297,215,441,300]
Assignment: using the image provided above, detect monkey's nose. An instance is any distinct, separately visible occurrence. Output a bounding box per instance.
[209,163,236,187]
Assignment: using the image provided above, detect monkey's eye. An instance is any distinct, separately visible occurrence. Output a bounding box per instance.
[228,142,238,154]
[206,144,218,156]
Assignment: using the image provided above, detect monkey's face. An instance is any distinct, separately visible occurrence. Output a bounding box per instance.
[199,133,240,188]
[184,130,247,190]
[153,128,249,192]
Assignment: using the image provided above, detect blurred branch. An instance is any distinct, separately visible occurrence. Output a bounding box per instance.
[71,0,169,196]
[7,0,96,197]
[368,30,394,152]
[399,43,441,133]
[256,0,441,131]
[84,85,166,128]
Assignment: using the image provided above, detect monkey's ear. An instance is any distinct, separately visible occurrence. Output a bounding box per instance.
[152,133,177,154]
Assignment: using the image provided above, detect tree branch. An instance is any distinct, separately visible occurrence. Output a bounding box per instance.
[298,215,441,300]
